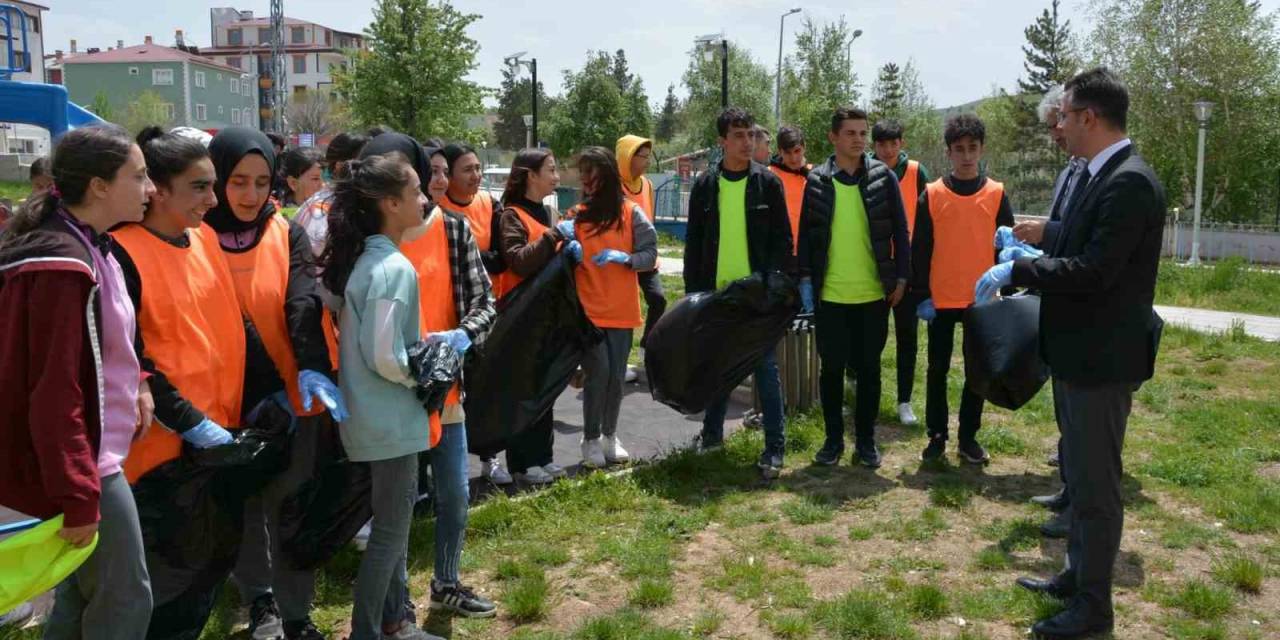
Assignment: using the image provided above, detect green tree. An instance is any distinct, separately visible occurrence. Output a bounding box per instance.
[897,60,945,175]
[1091,0,1280,222]
[1018,0,1080,94]
[870,62,905,122]
[681,41,773,149]
[89,91,115,122]
[778,17,859,161]
[544,51,628,159]
[494,64,549,150]
[334,0,485,142]
[123,91,172,136]
[654,84,682,143]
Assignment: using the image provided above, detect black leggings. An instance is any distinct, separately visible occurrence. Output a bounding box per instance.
[638,270,667,347]
[925,308,984,442]
[893,292,923,403]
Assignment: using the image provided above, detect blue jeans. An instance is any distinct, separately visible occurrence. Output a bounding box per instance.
[701,349,785,454]
[429,422,469,586]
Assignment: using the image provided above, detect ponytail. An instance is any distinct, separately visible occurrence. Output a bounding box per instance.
[318,154,413,294]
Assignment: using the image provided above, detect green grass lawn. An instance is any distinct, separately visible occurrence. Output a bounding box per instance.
[1156,257,1280,316]
[0,180,30,205]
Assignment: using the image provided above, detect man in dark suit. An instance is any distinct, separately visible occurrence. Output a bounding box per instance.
[975,67,1166,639]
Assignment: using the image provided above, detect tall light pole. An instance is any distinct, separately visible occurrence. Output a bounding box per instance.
[845,28,864,77]
[775,8,801,127]
[522,114,533,149]
[1189,100,1214,266]
[694,34,729,109]
[505,52,538,147]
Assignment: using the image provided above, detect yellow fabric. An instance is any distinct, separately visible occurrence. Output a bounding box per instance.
[615,134,652,194]
[715,175,751,290]
[822,182,883,304]
[0,516,97,615]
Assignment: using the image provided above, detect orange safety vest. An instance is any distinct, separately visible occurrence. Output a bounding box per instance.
[400,213,459,448]
[445,191,496,255]
[769,165,809,255]
[926,178,1004,310]
[623,177,654,222]
[223,215,328,417]
[492,203,553,300]
[574,203,643,329]
[114,223,246,482]
[900,160,921,239]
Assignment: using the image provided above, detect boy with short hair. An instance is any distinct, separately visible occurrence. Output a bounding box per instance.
[768,126,811,257]
[910,113,1015,464]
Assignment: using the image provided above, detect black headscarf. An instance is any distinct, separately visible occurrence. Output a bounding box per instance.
[359,132,431,195]
[206,126,278,234]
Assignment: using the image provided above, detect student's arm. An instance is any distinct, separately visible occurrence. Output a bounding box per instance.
[357,265,416,388]
[762,171,793,272]
[499,208,563,278]
[479,198,507,275]
[627,205,658,272]
[683,175,708,293]
[453,218,497,344]
[885,171,911,283]
[110,243,207,433]
[910,190,934,298]
[285,220,333,374]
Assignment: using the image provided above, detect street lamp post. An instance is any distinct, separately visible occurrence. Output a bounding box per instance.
[1189,100,1214,266]
[522,114,533,149]
[845,28,864,77]
[775,8,801,126]
[505,52,538,147]
[695,34,729,108]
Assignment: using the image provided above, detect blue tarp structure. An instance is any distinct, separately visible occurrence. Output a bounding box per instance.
[0,80,104,140]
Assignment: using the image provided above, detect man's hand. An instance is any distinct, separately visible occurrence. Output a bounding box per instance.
[1013,219,1047,245]
[134,379,154,441]
[887,281,906,308]
[58,522,98,548]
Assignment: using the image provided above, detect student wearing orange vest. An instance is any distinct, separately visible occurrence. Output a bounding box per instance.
[359,133,499,620]
[204,127,346,640]
[565,147,658,469]
[316,154,446,640]
[615,134,667,362]
[910,114,1014,466]
[493,148,575,484]
[871,120,933,428]
[768,125,811,257]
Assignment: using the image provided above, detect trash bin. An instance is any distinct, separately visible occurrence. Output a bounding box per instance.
[753,314,820,415]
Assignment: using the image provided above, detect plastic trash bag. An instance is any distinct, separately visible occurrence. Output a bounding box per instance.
[408,340,462,416]
[645,271,801,414]
[0,515,97,616]
[464,251,603,452]
[962,294,1050,410]
[275,424,372,571]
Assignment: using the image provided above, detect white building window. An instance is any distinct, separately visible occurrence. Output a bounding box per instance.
[231,77,239,94]
[128,67,139,76]
[161,103,175,120]
[195,104,207,121]
[152,68,174,86]
[244,108,253,125]
[218,105,224,115]
[232,109,241,124]
[241,79,250,95]
[194,71,206,88]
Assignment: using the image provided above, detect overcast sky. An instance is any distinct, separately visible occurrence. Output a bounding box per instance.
[44,0,1280,110]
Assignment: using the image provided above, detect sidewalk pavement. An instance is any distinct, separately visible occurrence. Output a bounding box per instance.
[1155,305,1280,342]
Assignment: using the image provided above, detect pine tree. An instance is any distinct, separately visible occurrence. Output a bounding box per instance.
[1018,0,1079,94]
[654,84,681,142]
[611,49,633,93]
[870,62,905,122]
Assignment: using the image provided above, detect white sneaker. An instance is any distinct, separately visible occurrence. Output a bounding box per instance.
[603,435,630,464]
[481,458,513,485]
[625,366,639,383]
[898,402,919,426]
[581,438,607,469]
[516,465,554,485]
[541,462,568,479]
[354,520,371,551]
[383,621,445,640]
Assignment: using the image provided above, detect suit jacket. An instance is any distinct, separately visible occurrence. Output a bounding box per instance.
[1011,144,1166,385]
[1040,161,1076,249]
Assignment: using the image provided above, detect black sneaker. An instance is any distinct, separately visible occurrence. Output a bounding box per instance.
[814,442,844,466]
[757,450,784,479]
[854,440,882,468]
[920,435,947,462]
[284,618,326,640]
[959,440,990,465]
[429,582,497,618]
[248,594,283,640]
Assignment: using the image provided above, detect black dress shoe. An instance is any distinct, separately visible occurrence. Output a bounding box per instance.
[1031,605,1113,639]
[1031,489,1069,512]
[1040,510,1071,538]
[1016,576,1075,600]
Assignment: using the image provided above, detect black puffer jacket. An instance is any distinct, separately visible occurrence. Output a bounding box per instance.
[683,161,793,294]
[796,156,910,297]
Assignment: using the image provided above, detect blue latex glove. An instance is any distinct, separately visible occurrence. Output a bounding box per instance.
[555,219,575,241]
[428,328,472,355]
[998,244,1044,263]
[799,277,815,314]
[181,418,233,448]
[994,226,1017,249]
[975,262,1014,303]
[298,369,349,422]
[565,240,583,263]
[916,298,937,323]
[591,249,631,266]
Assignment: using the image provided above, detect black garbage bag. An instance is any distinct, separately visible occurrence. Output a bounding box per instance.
[963,294,1050,410]
[275,424,372,571]
[464,251,603,452]
[409,340,462,415]
[645,271,801,414]
[133,399,292,640]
